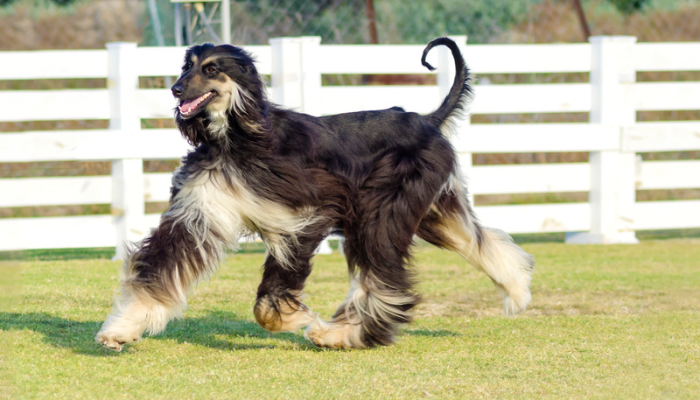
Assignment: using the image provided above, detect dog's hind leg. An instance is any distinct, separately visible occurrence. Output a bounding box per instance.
[417,176,534,315]
[305,147,455,349]
[304,264,420,349]
[304,230,421,349]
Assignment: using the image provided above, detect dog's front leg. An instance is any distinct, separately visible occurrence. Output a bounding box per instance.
[96,170,240,351]
[253,261,316,334]
[253,233,325,334]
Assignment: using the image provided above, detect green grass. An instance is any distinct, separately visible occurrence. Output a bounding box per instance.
[1,240,699,399]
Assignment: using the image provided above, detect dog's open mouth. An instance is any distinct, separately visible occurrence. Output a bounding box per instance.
[178,91,215,118]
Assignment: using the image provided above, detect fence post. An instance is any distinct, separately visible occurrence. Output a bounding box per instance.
[107,42,146,259]
[566,36,638,244]
[270,37,300,108]
[269,36,322,113]
[298,36,322,116]
[437,35,473,205]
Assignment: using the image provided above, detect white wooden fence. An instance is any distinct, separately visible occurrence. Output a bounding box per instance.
[1,36,699,256]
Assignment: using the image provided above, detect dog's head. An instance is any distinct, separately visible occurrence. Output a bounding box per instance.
[171,44,266,145]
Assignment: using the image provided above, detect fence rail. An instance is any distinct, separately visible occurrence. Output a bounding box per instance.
[1,35,699,255]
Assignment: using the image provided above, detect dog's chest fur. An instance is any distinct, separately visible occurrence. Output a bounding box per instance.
[167,159,317,266]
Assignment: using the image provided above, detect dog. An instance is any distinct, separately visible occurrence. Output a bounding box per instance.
[96,37,534,351]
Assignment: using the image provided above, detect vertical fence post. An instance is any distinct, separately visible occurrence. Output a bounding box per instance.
[270,36,332,253]
[567,36,638,244]
[298,36,323,116]
[270,37,302,110]
[437,35,473,205]
[107,42,146,259]
[221,0,231,44]
[270,36,322,112]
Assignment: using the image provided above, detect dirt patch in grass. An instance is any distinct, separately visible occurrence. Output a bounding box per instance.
[418,288,699,319]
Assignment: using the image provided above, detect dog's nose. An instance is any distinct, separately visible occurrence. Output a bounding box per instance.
[171,84,184,97]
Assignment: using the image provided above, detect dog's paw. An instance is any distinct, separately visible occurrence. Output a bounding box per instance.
[303,318,334,349]
[95,313,145,352]
[254,294,316,333]
[304,317,366,350]
[95,330,141,352]
[503,287,532,316]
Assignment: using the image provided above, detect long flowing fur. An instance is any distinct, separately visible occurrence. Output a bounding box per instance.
[96,38,534,351]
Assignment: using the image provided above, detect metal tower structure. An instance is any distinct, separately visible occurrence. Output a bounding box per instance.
[170,0,231,46]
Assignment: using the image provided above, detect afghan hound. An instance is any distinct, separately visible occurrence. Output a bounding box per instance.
[96,37,534,351]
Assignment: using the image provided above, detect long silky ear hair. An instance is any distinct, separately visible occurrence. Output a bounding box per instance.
[222,57,271,137]
[176,114,211,147]
[215,45,268,107]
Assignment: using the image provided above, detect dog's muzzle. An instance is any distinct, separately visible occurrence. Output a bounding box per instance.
[172,84,216,119]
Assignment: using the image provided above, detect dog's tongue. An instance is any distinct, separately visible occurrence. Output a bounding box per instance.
[181,98,199,109]
[179,92,209,113]
[180,99,199,110]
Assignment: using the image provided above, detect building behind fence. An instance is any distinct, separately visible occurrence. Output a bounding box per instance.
[1,36,699,257]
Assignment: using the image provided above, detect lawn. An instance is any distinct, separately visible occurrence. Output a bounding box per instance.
[1,239,699,399]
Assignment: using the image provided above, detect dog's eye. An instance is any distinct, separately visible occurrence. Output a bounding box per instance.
[205,65,217,74]
[182,63,192,72]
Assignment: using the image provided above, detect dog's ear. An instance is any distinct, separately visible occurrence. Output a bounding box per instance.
[182,49,194,71]
[241,64,256,75]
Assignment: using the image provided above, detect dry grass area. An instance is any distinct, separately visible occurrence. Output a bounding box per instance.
[418,286,699,319]
[0,0,143,50]
[416,238,700,318]
[502,0,700,43]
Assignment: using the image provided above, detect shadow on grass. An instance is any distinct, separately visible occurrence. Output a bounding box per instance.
[0,310,317,356]
[159,310,317,351]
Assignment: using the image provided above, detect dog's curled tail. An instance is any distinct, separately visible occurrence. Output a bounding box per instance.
[421,37,472,127]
